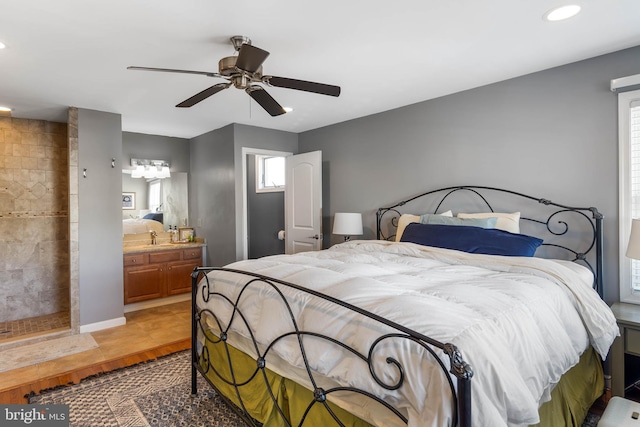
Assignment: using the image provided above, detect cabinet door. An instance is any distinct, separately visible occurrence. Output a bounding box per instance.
[166,260,199,296]
[124,264,165,304]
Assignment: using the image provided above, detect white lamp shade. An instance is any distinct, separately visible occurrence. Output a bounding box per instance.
[157,166,171,179]
[143,165,158,179]
[333,213,363,236]
[627,219,640,260]
[131,165,145,178]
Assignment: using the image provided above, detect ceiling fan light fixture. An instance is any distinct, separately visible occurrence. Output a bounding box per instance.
[544,5,581,21]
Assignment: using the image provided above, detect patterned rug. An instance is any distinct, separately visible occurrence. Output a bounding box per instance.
[29,350,244,426]
[29,349,602,427]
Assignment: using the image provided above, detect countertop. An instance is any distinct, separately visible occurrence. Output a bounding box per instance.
[123,241,205,255]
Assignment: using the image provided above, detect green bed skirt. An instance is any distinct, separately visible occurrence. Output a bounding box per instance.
[198,339,603,427]
[533,346,603,427]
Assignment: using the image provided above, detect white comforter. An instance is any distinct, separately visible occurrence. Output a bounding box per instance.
[196,240,618,427]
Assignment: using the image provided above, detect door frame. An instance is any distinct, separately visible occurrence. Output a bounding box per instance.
[241,147,293,260]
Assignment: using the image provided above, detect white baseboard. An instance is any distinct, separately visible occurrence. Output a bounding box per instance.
[124,293,191,313]
[80,316,127,333]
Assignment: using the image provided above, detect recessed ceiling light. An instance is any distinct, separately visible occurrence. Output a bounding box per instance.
[283,107,294,113]
[0,41,6,49]
[0,106,11,112]
[544,5,581,21]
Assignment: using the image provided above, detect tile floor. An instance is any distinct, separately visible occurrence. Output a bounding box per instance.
[0,312,70,342]
[0,300,191,404]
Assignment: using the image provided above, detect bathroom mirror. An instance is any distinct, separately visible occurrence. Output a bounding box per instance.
[122,172,188,231]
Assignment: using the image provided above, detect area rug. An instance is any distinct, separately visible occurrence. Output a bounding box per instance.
[29,350,244,426]
[29,349,601,427]
[0,333,98,372]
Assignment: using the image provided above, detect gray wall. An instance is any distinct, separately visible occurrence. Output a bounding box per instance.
[190,124,237,266]
[77,108,124,326]
[300,45,640,303]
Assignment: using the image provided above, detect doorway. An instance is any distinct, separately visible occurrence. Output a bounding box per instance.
[246,153,286,258]
[241,148,292,260]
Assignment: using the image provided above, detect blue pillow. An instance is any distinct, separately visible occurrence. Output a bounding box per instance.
[419,214,497,228]
[400,223,543,257]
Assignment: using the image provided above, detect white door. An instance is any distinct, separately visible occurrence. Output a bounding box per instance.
[285,151,322,254]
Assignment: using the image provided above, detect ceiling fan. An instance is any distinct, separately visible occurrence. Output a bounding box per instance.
[128,35,341,117]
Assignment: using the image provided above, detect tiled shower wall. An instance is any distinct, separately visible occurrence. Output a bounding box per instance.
[0,117,69,322]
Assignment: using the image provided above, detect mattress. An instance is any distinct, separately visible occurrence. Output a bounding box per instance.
[196,240,618,427]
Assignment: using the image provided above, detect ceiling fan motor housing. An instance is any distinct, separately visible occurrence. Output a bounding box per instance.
[218,56,237,76]
[219,56,262,76]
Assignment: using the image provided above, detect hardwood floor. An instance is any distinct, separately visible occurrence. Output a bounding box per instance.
[0,300,191,404]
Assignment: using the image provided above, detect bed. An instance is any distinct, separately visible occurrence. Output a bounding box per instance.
[190,185,619,427]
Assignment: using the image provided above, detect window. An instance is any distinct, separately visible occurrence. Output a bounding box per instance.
[256,155,285,192]
[148,180,162,213]
[619,89,640,303]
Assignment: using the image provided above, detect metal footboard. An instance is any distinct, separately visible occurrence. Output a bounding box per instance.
[190,267,473,427]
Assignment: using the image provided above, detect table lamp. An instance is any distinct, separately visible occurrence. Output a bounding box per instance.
[333,213,363,242]
[627,219,640,260]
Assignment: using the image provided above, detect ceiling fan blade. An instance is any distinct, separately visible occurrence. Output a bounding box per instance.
[235,44,270,73]
[265,76,341,97]
[128,66,222,78]
[246,86,286,116]
[176,83,230,108]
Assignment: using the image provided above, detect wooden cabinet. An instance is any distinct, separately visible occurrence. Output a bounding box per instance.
[123,247,202,304]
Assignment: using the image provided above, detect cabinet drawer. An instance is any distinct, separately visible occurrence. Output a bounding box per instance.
[124,253,148,266]
[183,247,202,261]
[626,328,640,356]
[149,250,181,263]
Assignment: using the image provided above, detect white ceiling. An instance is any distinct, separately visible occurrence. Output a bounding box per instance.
[1,1,640,139]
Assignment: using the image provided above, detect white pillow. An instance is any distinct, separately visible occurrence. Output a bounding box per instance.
[456,212,520,234]
[395,210,452,242]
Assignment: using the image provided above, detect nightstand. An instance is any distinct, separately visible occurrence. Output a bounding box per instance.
[611,302,640,400]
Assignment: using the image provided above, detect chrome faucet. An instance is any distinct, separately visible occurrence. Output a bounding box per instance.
[150,230,157,245]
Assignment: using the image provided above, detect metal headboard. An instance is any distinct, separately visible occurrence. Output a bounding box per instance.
[376,186,604,298]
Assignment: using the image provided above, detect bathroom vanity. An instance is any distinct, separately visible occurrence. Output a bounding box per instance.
[123,243,204,304]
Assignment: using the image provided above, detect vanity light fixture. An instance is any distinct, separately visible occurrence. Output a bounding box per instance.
[544,5,581,21]
[130,159,171,179]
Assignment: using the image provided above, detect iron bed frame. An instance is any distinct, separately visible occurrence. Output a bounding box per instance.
[191,185,604,427]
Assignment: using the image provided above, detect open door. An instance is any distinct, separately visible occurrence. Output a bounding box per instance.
[285,151,322,254]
